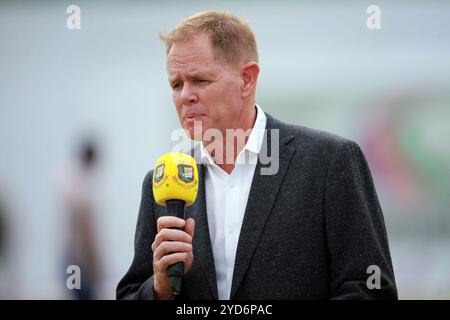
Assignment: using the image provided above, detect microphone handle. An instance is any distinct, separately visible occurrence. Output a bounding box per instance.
[166,199,186,296]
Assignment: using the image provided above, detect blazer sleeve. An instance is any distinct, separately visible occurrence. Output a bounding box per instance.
[324,140,398,299]
[116,171,157,300]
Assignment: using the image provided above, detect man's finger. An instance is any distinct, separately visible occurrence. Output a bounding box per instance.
[157,216,185,232]
[153,241,192,262]
[153,228,192,251]
[155,252,188,274]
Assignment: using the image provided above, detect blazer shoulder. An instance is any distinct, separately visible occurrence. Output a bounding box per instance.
[143,169,154,187]
[140,169,155,205]
[295,125,356,147]
[271,114,359,152]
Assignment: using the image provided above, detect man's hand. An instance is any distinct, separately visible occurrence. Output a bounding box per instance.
[151,216,195,300]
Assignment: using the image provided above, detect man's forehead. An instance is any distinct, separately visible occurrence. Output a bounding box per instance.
[167,59,218,78]
[168,54,201,68]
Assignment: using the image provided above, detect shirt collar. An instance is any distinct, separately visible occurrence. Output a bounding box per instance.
[200,104,267,166]
[245,104,267,154]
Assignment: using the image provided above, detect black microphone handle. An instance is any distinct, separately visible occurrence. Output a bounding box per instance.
[165,199,186,296]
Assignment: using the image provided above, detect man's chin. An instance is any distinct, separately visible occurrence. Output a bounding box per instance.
[183,121,205,141]
[183,127,203,141]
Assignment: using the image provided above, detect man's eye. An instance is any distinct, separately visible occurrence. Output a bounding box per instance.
[172,82,182,89]
[194,79,209,84]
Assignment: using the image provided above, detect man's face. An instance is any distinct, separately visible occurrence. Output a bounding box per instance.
[167,32,244,140]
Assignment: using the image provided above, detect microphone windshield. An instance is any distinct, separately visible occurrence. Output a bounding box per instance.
[152,153,198,206]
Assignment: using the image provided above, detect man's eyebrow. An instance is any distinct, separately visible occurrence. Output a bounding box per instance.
[168,75,179,84]
[188,71,215,78]
[169,71,215,83]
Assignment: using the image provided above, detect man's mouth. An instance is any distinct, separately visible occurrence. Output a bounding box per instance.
[184,113,204,121]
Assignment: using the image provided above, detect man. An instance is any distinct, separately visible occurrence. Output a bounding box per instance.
[117,11,397,300]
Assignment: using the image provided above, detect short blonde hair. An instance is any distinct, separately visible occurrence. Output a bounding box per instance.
[160,11,259,66]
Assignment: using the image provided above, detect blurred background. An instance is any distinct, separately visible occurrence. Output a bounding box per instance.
[0,0,449,299]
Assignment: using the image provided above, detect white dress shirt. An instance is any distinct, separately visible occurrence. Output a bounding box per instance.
[200,104,267,300]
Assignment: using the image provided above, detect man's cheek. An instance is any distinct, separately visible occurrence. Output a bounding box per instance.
[173,93,180,106]
[174,103,182,118]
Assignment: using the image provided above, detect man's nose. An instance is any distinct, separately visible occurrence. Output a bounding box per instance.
[180,83,199,105]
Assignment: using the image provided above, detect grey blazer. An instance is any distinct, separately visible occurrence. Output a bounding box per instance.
[116,113,398,300]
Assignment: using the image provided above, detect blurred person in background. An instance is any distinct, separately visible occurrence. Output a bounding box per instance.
[0,192,17,299]
[59,139,102,300]
[0,196,8,297]
[0,199,5,264]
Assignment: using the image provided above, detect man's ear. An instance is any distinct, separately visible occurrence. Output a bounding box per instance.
[241,62,260,98]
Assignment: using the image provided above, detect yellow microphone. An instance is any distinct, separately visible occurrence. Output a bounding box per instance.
[152,152,198,295]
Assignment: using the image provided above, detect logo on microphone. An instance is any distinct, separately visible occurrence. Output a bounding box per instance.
[154,163,165,183]
[177,164,194,183]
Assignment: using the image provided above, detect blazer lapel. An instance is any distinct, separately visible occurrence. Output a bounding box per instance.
[185,164,219,299]
[230,115,296,299]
